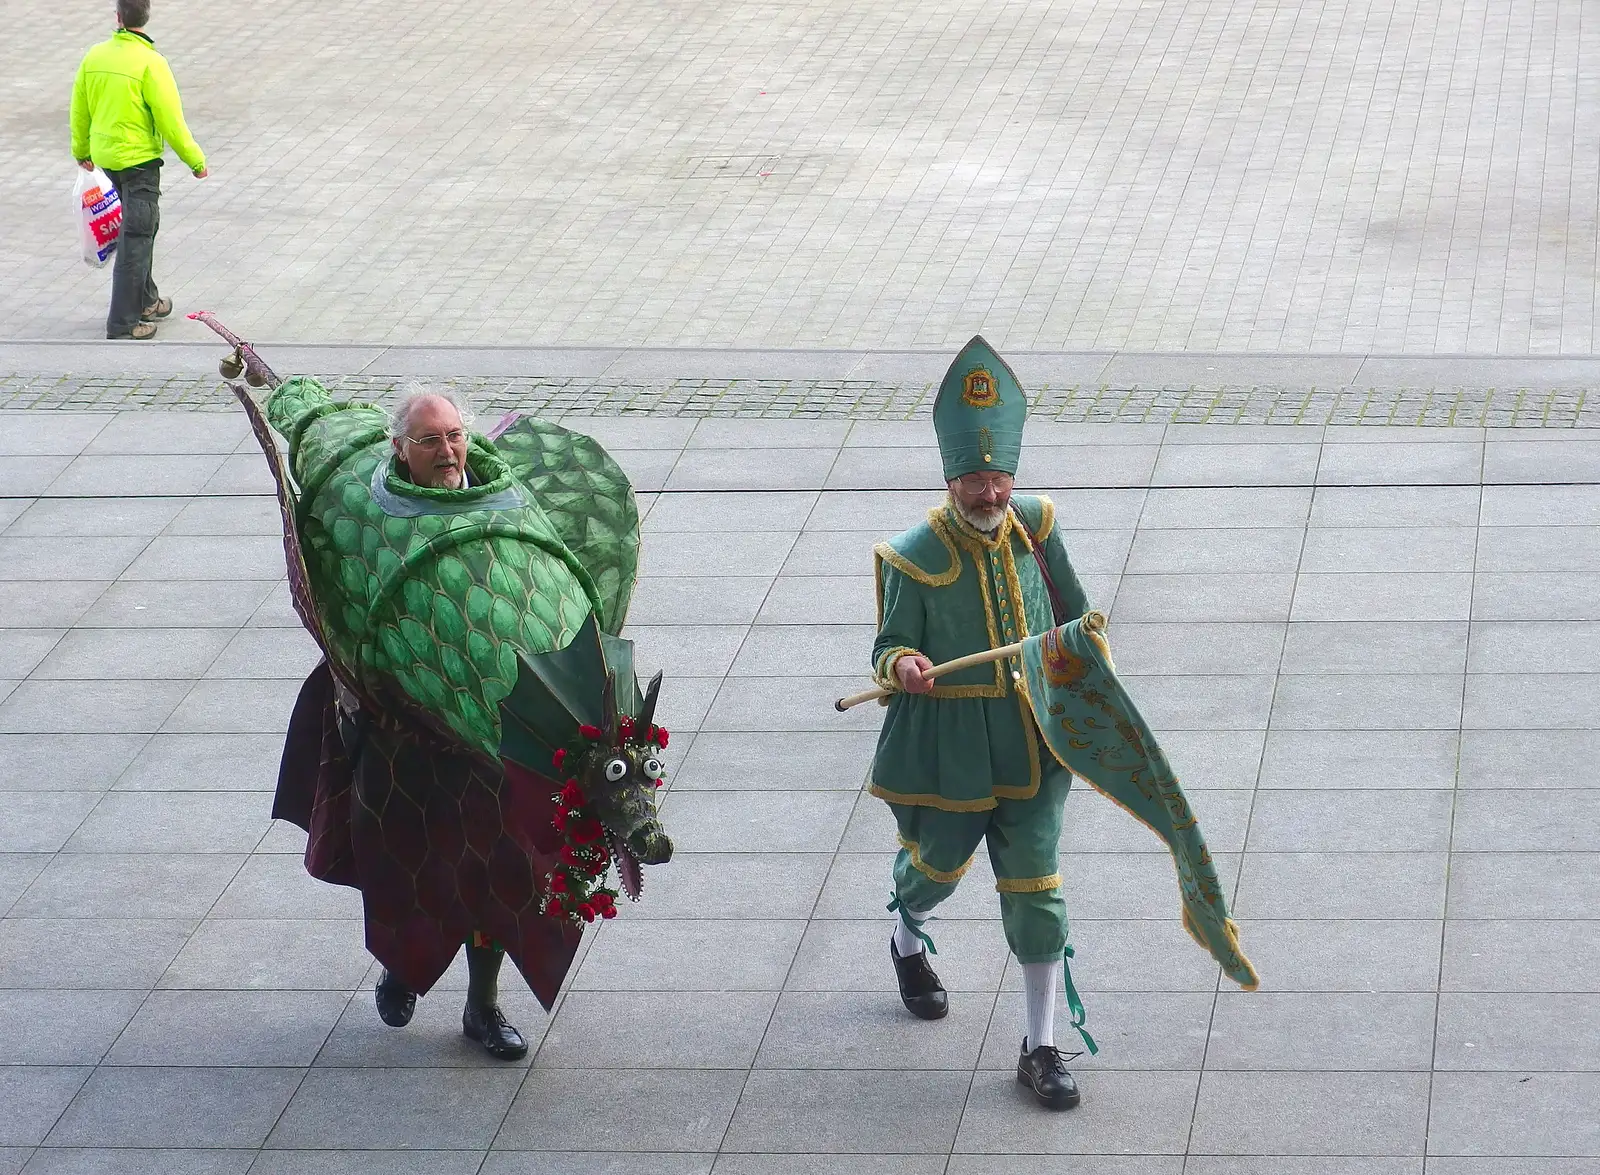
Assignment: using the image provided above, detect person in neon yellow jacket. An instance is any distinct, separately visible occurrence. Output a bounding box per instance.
[71,0,207,340]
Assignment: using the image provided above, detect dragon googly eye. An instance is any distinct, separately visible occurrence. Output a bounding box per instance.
[641,756,664,781]
[603,757,629,782]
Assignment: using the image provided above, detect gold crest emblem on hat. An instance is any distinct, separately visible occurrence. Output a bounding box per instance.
[962,368,999,409]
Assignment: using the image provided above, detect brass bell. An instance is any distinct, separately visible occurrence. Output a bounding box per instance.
[244,365,266,388]
[218,349,244,380]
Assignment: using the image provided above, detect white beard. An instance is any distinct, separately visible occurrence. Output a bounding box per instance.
[953,498,1008,534]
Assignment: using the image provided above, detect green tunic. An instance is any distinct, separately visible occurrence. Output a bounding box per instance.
[870,494,1090,812]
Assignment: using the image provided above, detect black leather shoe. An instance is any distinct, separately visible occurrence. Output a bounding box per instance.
[890,938,949,1020]
[1017,1038,1080,1109]
[374,971,416,1027]
[463,1003,528,1060]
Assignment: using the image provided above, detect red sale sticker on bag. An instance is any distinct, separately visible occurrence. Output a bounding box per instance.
[74,167,122,267]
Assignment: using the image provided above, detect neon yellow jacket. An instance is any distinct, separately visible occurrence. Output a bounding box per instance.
[70,30,205,172]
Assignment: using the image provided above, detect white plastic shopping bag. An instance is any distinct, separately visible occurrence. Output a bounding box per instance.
[74,166,121,267]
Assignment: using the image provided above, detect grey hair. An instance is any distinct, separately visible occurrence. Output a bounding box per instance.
[386,383,476,440]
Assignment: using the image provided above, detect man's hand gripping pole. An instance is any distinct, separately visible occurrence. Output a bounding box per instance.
[834,642,1024,712]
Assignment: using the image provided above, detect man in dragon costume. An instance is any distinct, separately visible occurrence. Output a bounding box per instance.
[208,317,673,1061]
[865,336,1256,1109]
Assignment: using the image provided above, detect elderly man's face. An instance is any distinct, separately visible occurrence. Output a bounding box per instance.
[394,396,469,489]
[948,471,1014,532]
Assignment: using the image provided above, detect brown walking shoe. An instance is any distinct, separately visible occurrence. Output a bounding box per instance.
[141,297,173,321]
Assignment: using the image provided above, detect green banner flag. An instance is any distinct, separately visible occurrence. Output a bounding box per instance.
[1020,612,1259,991]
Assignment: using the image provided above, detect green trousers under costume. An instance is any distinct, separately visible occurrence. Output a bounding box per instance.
[890,760,1072,965]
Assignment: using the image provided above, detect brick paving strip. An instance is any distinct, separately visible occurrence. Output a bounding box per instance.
[2,375,1595,427]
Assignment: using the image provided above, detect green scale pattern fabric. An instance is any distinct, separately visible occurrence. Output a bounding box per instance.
[267,377,616,760]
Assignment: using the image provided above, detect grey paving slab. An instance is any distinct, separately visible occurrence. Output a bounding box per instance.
[266,1067,522,1150]
[0,1067,92,1147]
[0,582,107,628]
[1152,442,1320,487]
[1468,620,1600,673]
[573,918,804,991]
[1310,485,1482,529]
[725,1069,970,1154]
[1234,853,1448,920]
[1280,621,1468,674]
[1291,573,1474,622]
[0,680,191,733]
[160,680,303,734]
[4,497,183,538]
[78,580,279,629]
[1269,673,1465,730]
[1122,526,1303,574]
[538,991,776,1069]
[634,531,798,579]
[999,918,1225,994]
[0,853,50,916]
[45,1067,301,1148]
[1442,920,1600,993]
[1435,992,1600,1071]
[1139,487,1312,529]
[1112,673,1277,730]
[46,455,226,498]
[107,990,347,1067]
[86,413,251,456]
[1458,730,1600,788]
[0,628,64,680]
[718,1158,943,1175]
[1112,573,1296,622]
[1104,623,1285,676]
[1185,1161,1417,1175]
[788,918,1009,993]
[1157,729,1268,790]
[0,732,144,793]
[0,990,146,1065]
[1206,991,1436,1071]
[1428,1073,1600,1157]
[1475,525,1600,572]
[11,852,243,920]
[1260,730,1460,790]
[1445,852,1600,918]
[668,448,837,492]
[645,492,818,533]
[1231,918,1443,993]
[1481,484,1600,527]
[210,854,362,919]
[1247,790,1453,852]
[760,989,993,1071]
[496,1068,745,1151]
[626,576,772,625]
[65,792,270,854]
[314,984,552,1069]
[0,413,109,456]
[1299,527,1479,573]
[121,537,287,581]
[1472,572,1600,621]
[1451,789,1599,852]
[33,628,232,680]
[702,676,882,733]
[252,1153,487,1175]
[1463,672,1597,729]
[1190,1070,1429,1156]
[1066,786,1252,855]
[1317,442,1483,486]
[158,919,372,990]
[1061,852,1242,920]
[202,628,320,680]
[0,537,149,581]
[954,1070,1197,1155]
[672,731,873,791]
[1017,445,1160,489]
[115,733,285,792]
[21,1150,257,1175]
[0,790,101,852]
[0,918,193,989]
[1485,439,1600,483]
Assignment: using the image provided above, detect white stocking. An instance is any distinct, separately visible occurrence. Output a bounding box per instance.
[892,903,932,957]
[1022,960,1061,1051]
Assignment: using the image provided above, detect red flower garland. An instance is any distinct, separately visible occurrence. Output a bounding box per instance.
[539,718,670,925]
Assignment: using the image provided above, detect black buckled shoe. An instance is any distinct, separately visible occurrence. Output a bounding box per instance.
[1017,1038,1080,1110]
[463,1003,528,1060]
[374,971,416,1027]
[890,939,949,1020]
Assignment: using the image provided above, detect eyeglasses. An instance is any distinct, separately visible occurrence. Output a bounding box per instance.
[957,473,1013,492]
[403,429,467,449]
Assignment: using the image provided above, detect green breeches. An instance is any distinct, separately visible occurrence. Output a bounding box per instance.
[888,765,1072,965]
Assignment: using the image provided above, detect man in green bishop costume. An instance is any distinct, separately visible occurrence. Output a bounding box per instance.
[871,335,1094,1110]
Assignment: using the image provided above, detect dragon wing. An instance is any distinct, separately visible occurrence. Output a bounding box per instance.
[489,415,640,635]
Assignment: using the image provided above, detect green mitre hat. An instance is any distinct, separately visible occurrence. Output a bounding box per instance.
[932,335,1027,480]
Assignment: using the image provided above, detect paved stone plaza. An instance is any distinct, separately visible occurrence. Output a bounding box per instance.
[7,0,1600,349]
[3,0,1599,1168]
[1,405,1598,1172]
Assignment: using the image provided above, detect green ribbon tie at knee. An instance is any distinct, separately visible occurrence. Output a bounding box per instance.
[1063,943,1098,1056]
[887,894,937,955]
